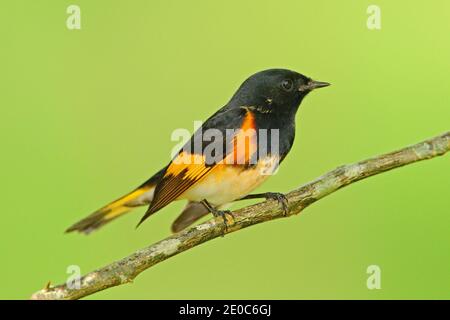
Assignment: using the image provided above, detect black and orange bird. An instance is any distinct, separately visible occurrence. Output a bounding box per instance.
[66,69,330,234]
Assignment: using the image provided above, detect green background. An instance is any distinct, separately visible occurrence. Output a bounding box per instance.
[1,0,449,299]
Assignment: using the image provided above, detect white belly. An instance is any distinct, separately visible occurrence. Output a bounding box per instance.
[179,156,279,205]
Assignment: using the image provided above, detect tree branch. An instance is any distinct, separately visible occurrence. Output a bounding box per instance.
[31,131,450,300]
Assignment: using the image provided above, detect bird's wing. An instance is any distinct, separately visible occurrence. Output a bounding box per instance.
[137,106,258,226]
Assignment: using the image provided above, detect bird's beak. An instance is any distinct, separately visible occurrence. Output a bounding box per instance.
[299,80,331,92]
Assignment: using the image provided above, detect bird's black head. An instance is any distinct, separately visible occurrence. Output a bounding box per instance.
[228,68,330,114]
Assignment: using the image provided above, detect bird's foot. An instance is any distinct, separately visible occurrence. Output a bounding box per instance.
[201,200,235,235]
[263,192,289,216]
[211,208,235,233]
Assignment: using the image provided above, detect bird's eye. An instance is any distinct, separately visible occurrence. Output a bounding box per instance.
[281,79,293,92]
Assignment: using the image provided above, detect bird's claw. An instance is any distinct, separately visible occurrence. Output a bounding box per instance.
[265,192,289,216]
[211,209,235,235]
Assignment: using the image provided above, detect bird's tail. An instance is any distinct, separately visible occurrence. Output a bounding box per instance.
[66,168,166,234]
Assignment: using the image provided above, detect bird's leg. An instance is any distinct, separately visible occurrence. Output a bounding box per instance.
[201,199,234,234]
[239,192,289,216]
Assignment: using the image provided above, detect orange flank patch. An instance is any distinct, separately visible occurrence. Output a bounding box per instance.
[241,108,256,131]
[226,108,258,165]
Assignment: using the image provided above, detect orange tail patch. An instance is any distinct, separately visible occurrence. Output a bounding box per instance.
[66,185,154,234]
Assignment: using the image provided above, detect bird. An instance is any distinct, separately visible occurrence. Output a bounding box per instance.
[66,68,330,234]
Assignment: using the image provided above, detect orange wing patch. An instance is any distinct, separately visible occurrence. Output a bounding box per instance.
[139,108,259,225]
[165,152,208,177]
[144,152,212,216]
